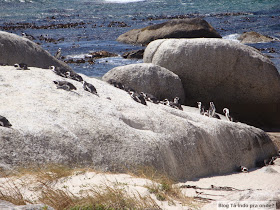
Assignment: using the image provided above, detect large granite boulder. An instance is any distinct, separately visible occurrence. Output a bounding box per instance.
[0,66,278,180]
[117,18,221,45]
[238,31,277,44]
[143,38,280,127]
[102,63,185,102]
[0,31,72,71]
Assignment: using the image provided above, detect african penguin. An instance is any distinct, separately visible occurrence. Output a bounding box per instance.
[129,91,146,105]
[223,108,233,122]
[66,71,83,82]
[141,92,159,104]
[161,99,170,106]
[53,80,77,91]
[55,48,62,59]
[82,81,98,96]
[0,115,12,128]
[239,166,248,173]
[22,32,35,41]
[209,102,216,117]
[197,102,205,115]
[172,97,183,110]
[14,63,29,70]
[50,66,68,78]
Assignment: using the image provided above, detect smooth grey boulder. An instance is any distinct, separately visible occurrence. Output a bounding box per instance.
[102,63,185,102]
[0,31,72,71]
[117,18,221,45]
[143,38,280,127]
[238,31,277,44]
[0,66,278,181]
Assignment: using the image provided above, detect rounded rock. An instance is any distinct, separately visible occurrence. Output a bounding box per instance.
[0,31,72,71]
[143,38,280,127]
[117,18,221,45]
[102,63,185,103]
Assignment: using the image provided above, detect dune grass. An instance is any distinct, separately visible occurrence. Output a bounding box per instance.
[130,165,201,208]
[0,178,31,205]
[39,183,159,210]
[0,164,200,209]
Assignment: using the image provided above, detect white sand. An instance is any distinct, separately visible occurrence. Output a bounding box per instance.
[0,160,279,210]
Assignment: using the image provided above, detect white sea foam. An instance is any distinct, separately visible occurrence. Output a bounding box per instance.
[223,33,241,42]
[103,0,146,3]
[66,54,91,59]
[97,56,142,65]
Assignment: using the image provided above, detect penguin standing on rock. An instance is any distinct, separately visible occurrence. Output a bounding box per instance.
[141,92,159,104]
[66,71,83,82]
[160,99,170,106]
[239,166,248,173]
[55,48,62,59]
[223,108,233,122]
[172,97,183,110]
[197,102,205,115]
[53,81,77,91]
[83,81,98,96]
[14,63,29,70]
[108,79,125,90]
[208,102,216,117]
[22,32,35,41]
[50,66,68,78]
[129,91,146,105]
[0,115,12,128]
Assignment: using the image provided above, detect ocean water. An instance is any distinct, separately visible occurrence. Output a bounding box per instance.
[0,0,280,77]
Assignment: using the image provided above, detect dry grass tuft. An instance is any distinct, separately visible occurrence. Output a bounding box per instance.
[132,166,197,206]
[0,164,201,209]
[39,183,160,210]
[0,177,32,205]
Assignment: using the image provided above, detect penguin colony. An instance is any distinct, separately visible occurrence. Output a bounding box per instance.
[197,101,231,121]
[107,79,183,110]
[2,63,280,175]
[50,66,98,96]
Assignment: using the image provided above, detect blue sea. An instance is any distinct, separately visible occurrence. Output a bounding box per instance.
[0,0,280,77]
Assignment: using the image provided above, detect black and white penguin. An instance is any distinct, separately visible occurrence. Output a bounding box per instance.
[55,48,62,59]
[203,110,210,117]
[172,97,183,110]
[50,66,68,78]
[53,80,77,91]
[160,99,170,106]
[0,115,12,128]
[223,108,233,122]
[107,79,117,86]
[266,157,277,165]
[22,32,35,41]
[116,82,125,90]
[82,81,98,96]
[197,102,205,115]
[107,79,125,90]
[141,92,159,104]
[124,85,135,93]
[208,102,216,117]
[239,166,248,173]
[213,113,221,119]
[66,71,83,82]
[129,91,147,105]
[14,63,29,70]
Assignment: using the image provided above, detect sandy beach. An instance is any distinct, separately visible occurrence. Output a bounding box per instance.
[0,158,279,209]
